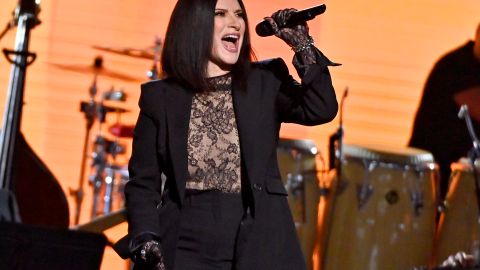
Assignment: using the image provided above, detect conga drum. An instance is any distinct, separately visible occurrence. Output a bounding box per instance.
[277,138,322,270]
[322,144,438,270]
[435,158,480,264]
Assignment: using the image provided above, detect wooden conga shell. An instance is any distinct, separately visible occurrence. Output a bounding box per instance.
[322,144,438,270]
[435,159,480,264]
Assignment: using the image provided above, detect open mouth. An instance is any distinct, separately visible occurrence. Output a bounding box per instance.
[221,34,240,52]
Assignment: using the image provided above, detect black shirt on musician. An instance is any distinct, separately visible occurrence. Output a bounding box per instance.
[409,41,480,198]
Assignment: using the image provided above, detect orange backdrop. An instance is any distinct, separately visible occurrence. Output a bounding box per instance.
[0,0,479,269]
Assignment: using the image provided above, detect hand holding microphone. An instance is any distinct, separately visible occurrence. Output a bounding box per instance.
[263,9,312,51]
[259,4,326,56]
[256,4,326,37]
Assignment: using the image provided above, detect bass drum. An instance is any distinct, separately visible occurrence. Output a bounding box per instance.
[434,158,480,264]
[277,138,323,270]
[322,144,438,270]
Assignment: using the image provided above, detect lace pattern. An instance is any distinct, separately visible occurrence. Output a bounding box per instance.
[186,73,241,193]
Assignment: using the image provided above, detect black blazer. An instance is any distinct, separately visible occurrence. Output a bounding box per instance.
[117,56,338,270]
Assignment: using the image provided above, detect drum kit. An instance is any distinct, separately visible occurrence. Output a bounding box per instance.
[60,39,162,225]
[60,40,480,269]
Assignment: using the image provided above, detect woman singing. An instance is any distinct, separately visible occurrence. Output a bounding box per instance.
[115,0,339,269]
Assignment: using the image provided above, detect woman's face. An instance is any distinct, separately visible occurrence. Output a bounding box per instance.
[207,0,246,77]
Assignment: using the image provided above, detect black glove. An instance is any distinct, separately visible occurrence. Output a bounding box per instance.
[134,240,165,270]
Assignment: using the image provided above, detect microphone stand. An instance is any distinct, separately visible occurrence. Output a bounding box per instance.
[458,104,480,224]
[322,87,349,269]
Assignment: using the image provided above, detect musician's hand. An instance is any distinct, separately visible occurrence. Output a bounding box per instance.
[440,251,475,268]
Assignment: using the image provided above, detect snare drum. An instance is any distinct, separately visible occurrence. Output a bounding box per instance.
[435,158,480,264]
[322,144,438,270]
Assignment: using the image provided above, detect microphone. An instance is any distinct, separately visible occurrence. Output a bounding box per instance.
[255,4,326,37]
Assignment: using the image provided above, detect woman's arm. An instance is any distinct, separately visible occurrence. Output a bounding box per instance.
[263,8,339,125]
[124,83,164,252]
[274,55,339,125]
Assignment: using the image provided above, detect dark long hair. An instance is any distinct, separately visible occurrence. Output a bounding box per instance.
[161,0,255,92]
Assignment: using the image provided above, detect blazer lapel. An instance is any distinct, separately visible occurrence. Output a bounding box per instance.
[165,82,192,205]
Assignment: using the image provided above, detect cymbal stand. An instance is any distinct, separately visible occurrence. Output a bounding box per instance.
[70,64,100,225]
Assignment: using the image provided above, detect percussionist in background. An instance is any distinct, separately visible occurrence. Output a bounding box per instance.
[409,22,480,199]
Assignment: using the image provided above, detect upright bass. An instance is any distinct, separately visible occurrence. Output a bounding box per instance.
[0,0,69,227]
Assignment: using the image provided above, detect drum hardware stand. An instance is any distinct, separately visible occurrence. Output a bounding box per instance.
[458,104,480,225]
[100,127,126,216]
[328,87,349,191]
[102,93,129,214]
[89,98,126,219]
[94,94,128,219]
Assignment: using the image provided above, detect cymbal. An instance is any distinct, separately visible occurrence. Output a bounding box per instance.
[49,62,142,82]
[92,45,156,60]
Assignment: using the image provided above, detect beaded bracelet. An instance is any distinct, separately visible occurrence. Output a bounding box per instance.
[291,36,315,53]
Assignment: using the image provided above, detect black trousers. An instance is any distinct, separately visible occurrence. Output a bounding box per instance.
[174,190,246,270]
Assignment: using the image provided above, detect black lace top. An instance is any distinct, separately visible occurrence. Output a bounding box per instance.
[185,73,241,193]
